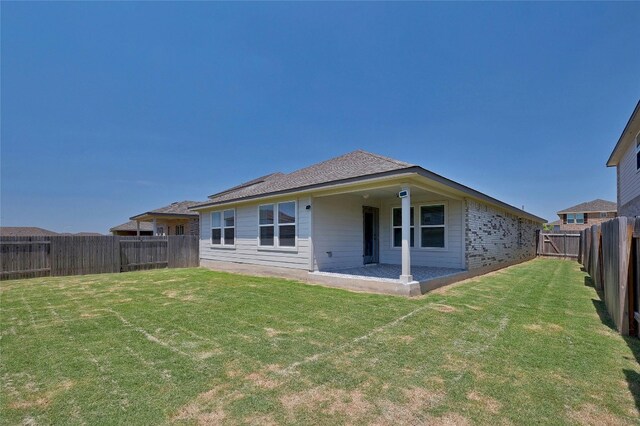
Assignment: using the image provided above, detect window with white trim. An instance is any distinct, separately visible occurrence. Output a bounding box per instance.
[211,209,235,245]
[420,204,446,248]
[278,201,296,247]
[259,204,275,246]
[392,207,414,247]
[258,201,297,247]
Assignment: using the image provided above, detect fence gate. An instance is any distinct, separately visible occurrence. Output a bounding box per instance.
[537,233,581,258]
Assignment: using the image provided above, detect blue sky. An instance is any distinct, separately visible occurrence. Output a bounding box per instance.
[2,2,639,233]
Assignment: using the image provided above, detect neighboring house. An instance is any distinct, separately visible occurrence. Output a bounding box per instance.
[555,199,617,232]
[607,100,640,216]
[0,227,59,237]
[546,220,561,233]
[129,201,201,236]
[110,221,153,236]
[190,150,544,293]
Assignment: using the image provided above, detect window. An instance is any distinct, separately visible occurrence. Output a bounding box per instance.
[567,213,584,224]
[175,225,185,235]
[278,201,296,247]
[567,214,575,224]
[211,210,235,245]
[420,204,445,248]
[392,207,414,247]
[575,213,584,224]
[156,226,164,236]
[258,201,297,248]
[599,212,608,218]
[259,204,275,246]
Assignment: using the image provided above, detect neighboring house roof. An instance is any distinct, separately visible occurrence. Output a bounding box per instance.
[191,150,545,223]
[557,199,617,214]
[109,220,154,232]
[548,220,561,226]
[0,227,59,237]
[607,99,640,167]
[59,232,104,236]
[130,200,202,221]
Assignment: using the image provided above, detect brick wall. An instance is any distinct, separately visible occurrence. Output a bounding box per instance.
[465,199,541,270]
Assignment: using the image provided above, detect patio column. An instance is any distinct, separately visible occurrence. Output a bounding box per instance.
[136,220,140,237]
[152,218,157,236]
[400,186,413,284]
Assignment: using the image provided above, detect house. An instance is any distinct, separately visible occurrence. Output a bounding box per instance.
[190,150,544,295]
[546,220,561,233]
[110,220,154,236]
[607,100,640,216]
[129,201,201,236]
[0,227,59,237]
[555,199,617,232]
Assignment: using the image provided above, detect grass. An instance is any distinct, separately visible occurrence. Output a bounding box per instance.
[1,258,639,425]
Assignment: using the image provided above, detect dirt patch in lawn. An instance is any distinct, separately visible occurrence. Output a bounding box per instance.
[430,304,458,313]
[280,386,372,418]
[264,328,282,338]
[467,391,501,414]
[245,372,280,389]
[566,403,624,425]
[8,380,74,410]
[173,384,242,424]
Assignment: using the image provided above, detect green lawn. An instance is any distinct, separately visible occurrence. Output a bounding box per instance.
[1,259,639,425]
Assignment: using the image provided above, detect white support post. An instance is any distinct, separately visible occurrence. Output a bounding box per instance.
[400,186,413,284]
[136,220,140,237]
[152,218,157,236]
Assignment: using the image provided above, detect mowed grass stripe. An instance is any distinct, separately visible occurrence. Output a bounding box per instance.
[1,259,639,425]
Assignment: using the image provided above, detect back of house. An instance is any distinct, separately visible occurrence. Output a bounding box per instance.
[190,150,544,293]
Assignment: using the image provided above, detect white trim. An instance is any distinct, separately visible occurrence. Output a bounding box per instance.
[210,209,236,248]
[258,203,276,247]
[256,200,298,249]
[418,201,448,250]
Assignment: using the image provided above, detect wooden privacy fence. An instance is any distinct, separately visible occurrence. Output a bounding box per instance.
[578,217,638,337]
[0,236,199,280]
[537,232,581,258]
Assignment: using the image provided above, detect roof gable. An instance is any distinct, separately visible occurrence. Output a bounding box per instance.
[557,199,617,214]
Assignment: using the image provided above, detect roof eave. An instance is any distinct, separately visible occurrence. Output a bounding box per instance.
[129,212,198,221]
[607,100,640,167]
[190,168,421,211]
[190,166,546,223]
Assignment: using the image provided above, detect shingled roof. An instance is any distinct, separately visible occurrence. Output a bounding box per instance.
[109,220,154,232]
[130,200,201,220]
[197,150,414,206]
[191,150,546,223]
[0,227,59,237]
[557,199,617,214]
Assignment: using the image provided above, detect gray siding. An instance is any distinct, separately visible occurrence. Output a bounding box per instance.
[379,197,465,269]
[312,194,369,271]
[618,141,640,209]
[312,194,464,271]
[199,197,311,270]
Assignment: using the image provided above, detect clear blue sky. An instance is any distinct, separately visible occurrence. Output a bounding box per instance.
[2,2,639,233]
